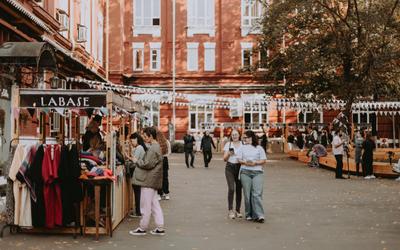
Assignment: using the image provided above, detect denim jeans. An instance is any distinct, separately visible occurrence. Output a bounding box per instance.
[240,169,264,219]
[225,163,242,211]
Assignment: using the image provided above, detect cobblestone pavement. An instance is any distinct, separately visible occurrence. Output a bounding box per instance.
[1,153,399,250]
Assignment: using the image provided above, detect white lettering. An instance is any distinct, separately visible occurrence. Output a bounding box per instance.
[83,97,89,107]
[59,97,65,106]
[66,98,76,107]
[48,97,57,106]
[41,97,46,106]
[76,97,82,107]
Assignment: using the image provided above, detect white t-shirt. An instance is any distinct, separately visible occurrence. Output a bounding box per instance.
[237,144,267,171]
[332,135,344,155]
[223,141,243,164]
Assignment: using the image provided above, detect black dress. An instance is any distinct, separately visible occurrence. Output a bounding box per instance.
[27,145,46,227]
[58,144,83,225]
[362,139,375,176]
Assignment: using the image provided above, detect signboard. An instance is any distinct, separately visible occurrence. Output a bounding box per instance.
[19,89,107,108]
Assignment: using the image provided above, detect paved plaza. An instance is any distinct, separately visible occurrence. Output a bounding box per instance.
[1,153,400,250]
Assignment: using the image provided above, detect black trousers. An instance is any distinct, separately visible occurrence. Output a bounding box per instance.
[363,157,374,176]
[132,184,141,215]
[334,154,343,178]
[225,163,242,211]
[184,150,195,167]
[203,150,212,167]
[158,157,170,195]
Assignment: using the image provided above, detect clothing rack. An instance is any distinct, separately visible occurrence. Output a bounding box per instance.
[1,87,143,239]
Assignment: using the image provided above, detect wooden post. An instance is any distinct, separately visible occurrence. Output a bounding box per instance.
[11,86,20,145]
[106,91,113,168]
[220,123,224,152]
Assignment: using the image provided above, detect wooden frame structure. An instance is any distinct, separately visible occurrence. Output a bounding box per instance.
[5,86,142,238]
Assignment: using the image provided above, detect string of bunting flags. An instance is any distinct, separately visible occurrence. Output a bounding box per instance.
[66,77,400,115]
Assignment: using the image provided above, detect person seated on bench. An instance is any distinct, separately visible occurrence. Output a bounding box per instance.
[392,159,400,181]
[287,133,296,151]
[308,144,327,168]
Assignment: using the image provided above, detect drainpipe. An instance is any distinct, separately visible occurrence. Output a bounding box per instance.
[106,0,109,80]
[217,0,222,74]
[172,0,176,141]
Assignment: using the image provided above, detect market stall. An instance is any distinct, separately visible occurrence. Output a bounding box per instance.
[2,86,142,239]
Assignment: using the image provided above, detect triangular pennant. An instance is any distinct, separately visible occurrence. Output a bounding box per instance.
[54,108,65,116]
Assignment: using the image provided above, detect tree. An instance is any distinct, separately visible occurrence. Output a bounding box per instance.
[257,0,400,121]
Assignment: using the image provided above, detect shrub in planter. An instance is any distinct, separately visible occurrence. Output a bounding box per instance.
[171,142,185,153]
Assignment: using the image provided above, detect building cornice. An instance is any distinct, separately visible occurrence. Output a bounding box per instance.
[4,0,52,33]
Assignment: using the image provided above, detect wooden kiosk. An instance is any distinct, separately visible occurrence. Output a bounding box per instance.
[6,86,142,239]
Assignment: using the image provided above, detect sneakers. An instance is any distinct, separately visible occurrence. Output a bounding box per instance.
[235,211,243,218]
[157,194,162,201]
[150,228,165,236]
[256,217,265,223]
[129,212,142,218]
[129,227,165,236]
[129,228,146,236]
[395,177,400,181]
[228,210,235,219]
[364,175,376,180]
[246,217,253,221]
[164,194,170,200]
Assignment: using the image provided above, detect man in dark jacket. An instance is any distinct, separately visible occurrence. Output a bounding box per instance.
[200,131,216,168]
[183,131,195,168]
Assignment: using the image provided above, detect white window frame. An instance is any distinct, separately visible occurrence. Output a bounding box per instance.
[241,42,253,69]
[80,0,91,52]
[144,103,160,127]
[149,42,161,71]
[352,111,378,130]
[243,100,268,130]
[241,0,264,36]
[258,47,269,70]
[189,106,214,131]
[133,0,161,37]
[187,0,215,37]
[187,42,199,71]
[133,43,145,71]
[297,111,323,123]
[97,12,104,65]
[204,42,216,71]
[50,112,61,133]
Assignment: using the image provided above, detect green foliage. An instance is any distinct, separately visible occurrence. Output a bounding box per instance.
[171,142,185,153]
[257,0,400,113]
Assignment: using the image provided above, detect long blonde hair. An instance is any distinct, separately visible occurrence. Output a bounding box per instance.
[156,129,169,155]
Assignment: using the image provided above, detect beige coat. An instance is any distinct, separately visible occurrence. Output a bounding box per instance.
[9,144,32,227]
[132,143,163,190]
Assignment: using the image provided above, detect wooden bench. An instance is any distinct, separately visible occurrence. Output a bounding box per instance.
[318,154,398,178]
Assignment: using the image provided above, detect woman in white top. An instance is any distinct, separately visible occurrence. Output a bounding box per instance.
[223,129,243,219]
[237,130,267,223]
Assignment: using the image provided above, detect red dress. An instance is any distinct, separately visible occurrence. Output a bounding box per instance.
[42,144,62,228]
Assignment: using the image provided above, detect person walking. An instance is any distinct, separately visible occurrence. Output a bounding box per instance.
[259,126,268,153]
[362,133,376,180]
[223,129,243,219]
[237,130,267,223]
[332,129,345,179]
[129,127,165,236]
[354,130,364,176]
[156,130,171,200]
[201,131,216,168]
[125,132,147,218]
[183,131,196,168]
